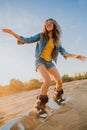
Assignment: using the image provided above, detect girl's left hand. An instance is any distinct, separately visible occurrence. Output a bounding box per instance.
[2,29,13,34]
[76,55,87,61]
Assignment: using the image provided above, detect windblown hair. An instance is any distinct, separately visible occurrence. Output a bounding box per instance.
[42,18,62,46]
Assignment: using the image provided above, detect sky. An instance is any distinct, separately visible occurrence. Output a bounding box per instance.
[0,0,87,85]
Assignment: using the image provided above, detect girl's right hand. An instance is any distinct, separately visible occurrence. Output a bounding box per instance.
[2,29,22,42]
[2,29,13,34]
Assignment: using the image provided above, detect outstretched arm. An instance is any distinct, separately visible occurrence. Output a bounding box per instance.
[64,53,87,61]
[2,29,25,44]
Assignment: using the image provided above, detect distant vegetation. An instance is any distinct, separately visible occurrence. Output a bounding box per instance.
[0,72,87,96]
[0,79,42,96]
[62,72,87,82]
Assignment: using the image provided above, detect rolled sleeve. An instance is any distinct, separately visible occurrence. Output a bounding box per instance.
[18,33,40,44]
[59,45,68,59]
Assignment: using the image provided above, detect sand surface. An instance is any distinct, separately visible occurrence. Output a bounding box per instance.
[0,79,87,130]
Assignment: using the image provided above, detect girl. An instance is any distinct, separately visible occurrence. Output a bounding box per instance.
[2,18,86,115]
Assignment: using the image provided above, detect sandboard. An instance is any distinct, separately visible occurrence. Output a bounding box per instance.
[37,96,71,122]
[0,97,71,130]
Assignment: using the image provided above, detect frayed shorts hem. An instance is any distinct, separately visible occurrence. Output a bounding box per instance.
[35,58,55,71]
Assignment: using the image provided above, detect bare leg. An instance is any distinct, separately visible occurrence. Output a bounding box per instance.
[48,67,62,91]
[37,64,51,95]
[48,67,64,103]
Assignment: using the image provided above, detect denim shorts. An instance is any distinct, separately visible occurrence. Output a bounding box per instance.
[35,58,55,71]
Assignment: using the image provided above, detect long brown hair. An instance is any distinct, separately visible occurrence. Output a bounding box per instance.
[42,18,62,46]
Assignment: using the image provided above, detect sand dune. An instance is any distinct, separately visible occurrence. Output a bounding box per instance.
[0,79,87,130]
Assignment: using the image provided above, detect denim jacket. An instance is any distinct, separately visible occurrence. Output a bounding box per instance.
[19,33,68,63]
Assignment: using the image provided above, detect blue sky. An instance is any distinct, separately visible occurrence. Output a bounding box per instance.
[0,0,87,85]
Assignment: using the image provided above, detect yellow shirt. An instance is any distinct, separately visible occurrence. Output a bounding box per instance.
[40,38,54,61]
